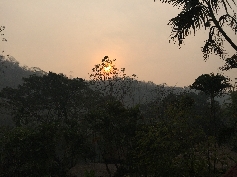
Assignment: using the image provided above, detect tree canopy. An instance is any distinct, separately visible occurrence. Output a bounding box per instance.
[89,56,137,103]
[0,72,94,125]
[190,73,232,97]
[155,0,237,69]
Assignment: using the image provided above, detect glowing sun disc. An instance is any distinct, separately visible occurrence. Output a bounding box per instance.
[104,65,111,72]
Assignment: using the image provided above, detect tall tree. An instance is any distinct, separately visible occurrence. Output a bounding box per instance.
[155,0,237,69]
[89,56,137,104]
[190,73,231,134]
[190,72,232,175]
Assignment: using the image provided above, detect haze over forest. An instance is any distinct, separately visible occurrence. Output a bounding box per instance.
[1,1,237,177]
[1,0,237,87]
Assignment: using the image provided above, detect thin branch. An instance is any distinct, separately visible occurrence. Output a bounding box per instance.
[207,1,237,52]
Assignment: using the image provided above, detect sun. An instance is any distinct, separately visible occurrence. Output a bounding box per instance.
[104,64,111,73]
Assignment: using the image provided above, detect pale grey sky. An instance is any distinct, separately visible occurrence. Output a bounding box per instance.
[1,0,236,87]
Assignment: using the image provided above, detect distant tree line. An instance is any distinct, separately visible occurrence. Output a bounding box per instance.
[0,57,236,177]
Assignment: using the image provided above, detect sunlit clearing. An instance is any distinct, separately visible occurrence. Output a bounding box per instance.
[104,65,111,73]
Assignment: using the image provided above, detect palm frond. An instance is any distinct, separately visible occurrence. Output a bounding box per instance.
[218,14,237,34]
[210,0,236,13]
[219,54,237,70]
[168,3,209,45]
[202,25,226,59]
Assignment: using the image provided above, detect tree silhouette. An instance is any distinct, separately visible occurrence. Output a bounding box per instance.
[0,72,96,176]
[190,72,231,175]
[0,72,91,125]
[190,73,231,134]
[220,54,237,70]
[89,56,137,103]
[155,0,237,69]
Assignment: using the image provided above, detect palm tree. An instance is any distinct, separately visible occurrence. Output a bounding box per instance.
[155,0,237,68]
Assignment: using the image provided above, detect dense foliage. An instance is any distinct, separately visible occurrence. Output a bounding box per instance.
[0,60,236,176]
[155,0,237,70]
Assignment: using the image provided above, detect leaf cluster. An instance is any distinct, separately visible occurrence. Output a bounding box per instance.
[157,0,237,69]
[190,73,232,97]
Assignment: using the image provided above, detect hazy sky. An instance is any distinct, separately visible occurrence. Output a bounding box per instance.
[1,0,237,87]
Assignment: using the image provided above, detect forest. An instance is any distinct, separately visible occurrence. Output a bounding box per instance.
[1,0,237,176]
[0,55,236,177]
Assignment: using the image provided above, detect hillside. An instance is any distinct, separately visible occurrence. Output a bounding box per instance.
[0,55,230,106]
[0,55,46,90]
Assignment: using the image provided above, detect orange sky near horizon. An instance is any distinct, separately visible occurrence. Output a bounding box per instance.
[1,0,237,87]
